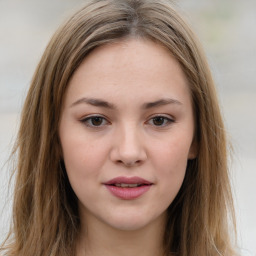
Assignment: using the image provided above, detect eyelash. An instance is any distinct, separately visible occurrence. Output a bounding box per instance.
[80,115,110,128]
[80,115,175,128]
[146,115,175,127]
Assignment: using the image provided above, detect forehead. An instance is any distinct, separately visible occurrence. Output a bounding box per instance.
[77,38,185,80]
[64,38,191,107]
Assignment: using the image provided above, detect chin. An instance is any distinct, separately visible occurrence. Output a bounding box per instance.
[107,219,150,231]
[103,211,165,232]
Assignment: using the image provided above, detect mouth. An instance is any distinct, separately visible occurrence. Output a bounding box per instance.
[111,183,148,188]
[104,176,153,200]
[104,176,152,186]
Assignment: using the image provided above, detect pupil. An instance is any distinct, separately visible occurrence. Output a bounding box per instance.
[92,117,103,126]
[153,117,164,126]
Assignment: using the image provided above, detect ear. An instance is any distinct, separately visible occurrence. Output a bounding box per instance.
[55,136,64,159]
[188,138,198,160]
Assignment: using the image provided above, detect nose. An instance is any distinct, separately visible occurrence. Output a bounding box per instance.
[110,125,147,167]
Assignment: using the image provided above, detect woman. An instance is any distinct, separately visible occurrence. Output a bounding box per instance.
[1,0,238,255]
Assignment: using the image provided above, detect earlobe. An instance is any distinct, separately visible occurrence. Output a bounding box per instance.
[55,137,64,162]
[188,139,198,160]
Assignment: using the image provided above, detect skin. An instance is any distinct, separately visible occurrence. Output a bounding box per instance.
[59,38,197,256]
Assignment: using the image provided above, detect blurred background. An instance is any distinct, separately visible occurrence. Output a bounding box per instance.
[0,0,255,255]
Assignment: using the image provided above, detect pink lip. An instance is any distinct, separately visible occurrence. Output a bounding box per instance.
[104,176,153,200]
[105,176,152,185]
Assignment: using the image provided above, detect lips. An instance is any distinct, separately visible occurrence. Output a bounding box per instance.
[104,176,153,200]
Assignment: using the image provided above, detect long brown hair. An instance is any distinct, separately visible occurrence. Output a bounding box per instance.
[1,0,237,255]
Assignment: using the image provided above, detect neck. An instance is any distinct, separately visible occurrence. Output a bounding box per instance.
[76,213,167,256]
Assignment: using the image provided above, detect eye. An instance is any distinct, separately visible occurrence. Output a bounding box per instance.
[80,115,109,128]
[147,115,174,127]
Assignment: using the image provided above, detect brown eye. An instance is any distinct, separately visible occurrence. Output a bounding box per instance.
[148,115,174,127]
[90,117,104,126]
[81,116,109,128]
[152,117,165,126]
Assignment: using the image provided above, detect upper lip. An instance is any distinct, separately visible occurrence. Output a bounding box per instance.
[104,176,153,185]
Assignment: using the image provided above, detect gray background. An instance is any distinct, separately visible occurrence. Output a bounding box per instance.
[0,0,255,255]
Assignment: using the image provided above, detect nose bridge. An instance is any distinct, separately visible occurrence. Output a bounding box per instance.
[111,121,147,165]
[121,123,141,151]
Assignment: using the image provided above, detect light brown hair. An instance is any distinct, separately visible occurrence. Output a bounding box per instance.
[1,0,238,255]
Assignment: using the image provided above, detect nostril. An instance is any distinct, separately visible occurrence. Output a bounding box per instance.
[126,160,140,166]
[116,159,142,167]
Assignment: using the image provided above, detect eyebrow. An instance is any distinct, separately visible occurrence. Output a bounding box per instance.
[70,97,182,109]
[142,98,182,109]
[70,97,115,109]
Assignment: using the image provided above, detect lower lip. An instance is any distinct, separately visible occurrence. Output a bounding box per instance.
[105,185,151,200]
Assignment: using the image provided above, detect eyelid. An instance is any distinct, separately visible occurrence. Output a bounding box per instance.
[80,114,110,128]
[146,114,175,126]
[79,114,175,128]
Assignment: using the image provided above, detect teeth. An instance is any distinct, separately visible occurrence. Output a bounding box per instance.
[115,183,140,188]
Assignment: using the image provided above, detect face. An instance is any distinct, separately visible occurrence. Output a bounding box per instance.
[59,39,197,232]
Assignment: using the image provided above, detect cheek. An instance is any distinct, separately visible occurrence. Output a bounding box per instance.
[151,136,191,198]
[61,140,106,205]
[157,145,188,185]
[152,133,192,171]
[61,134,109,186]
